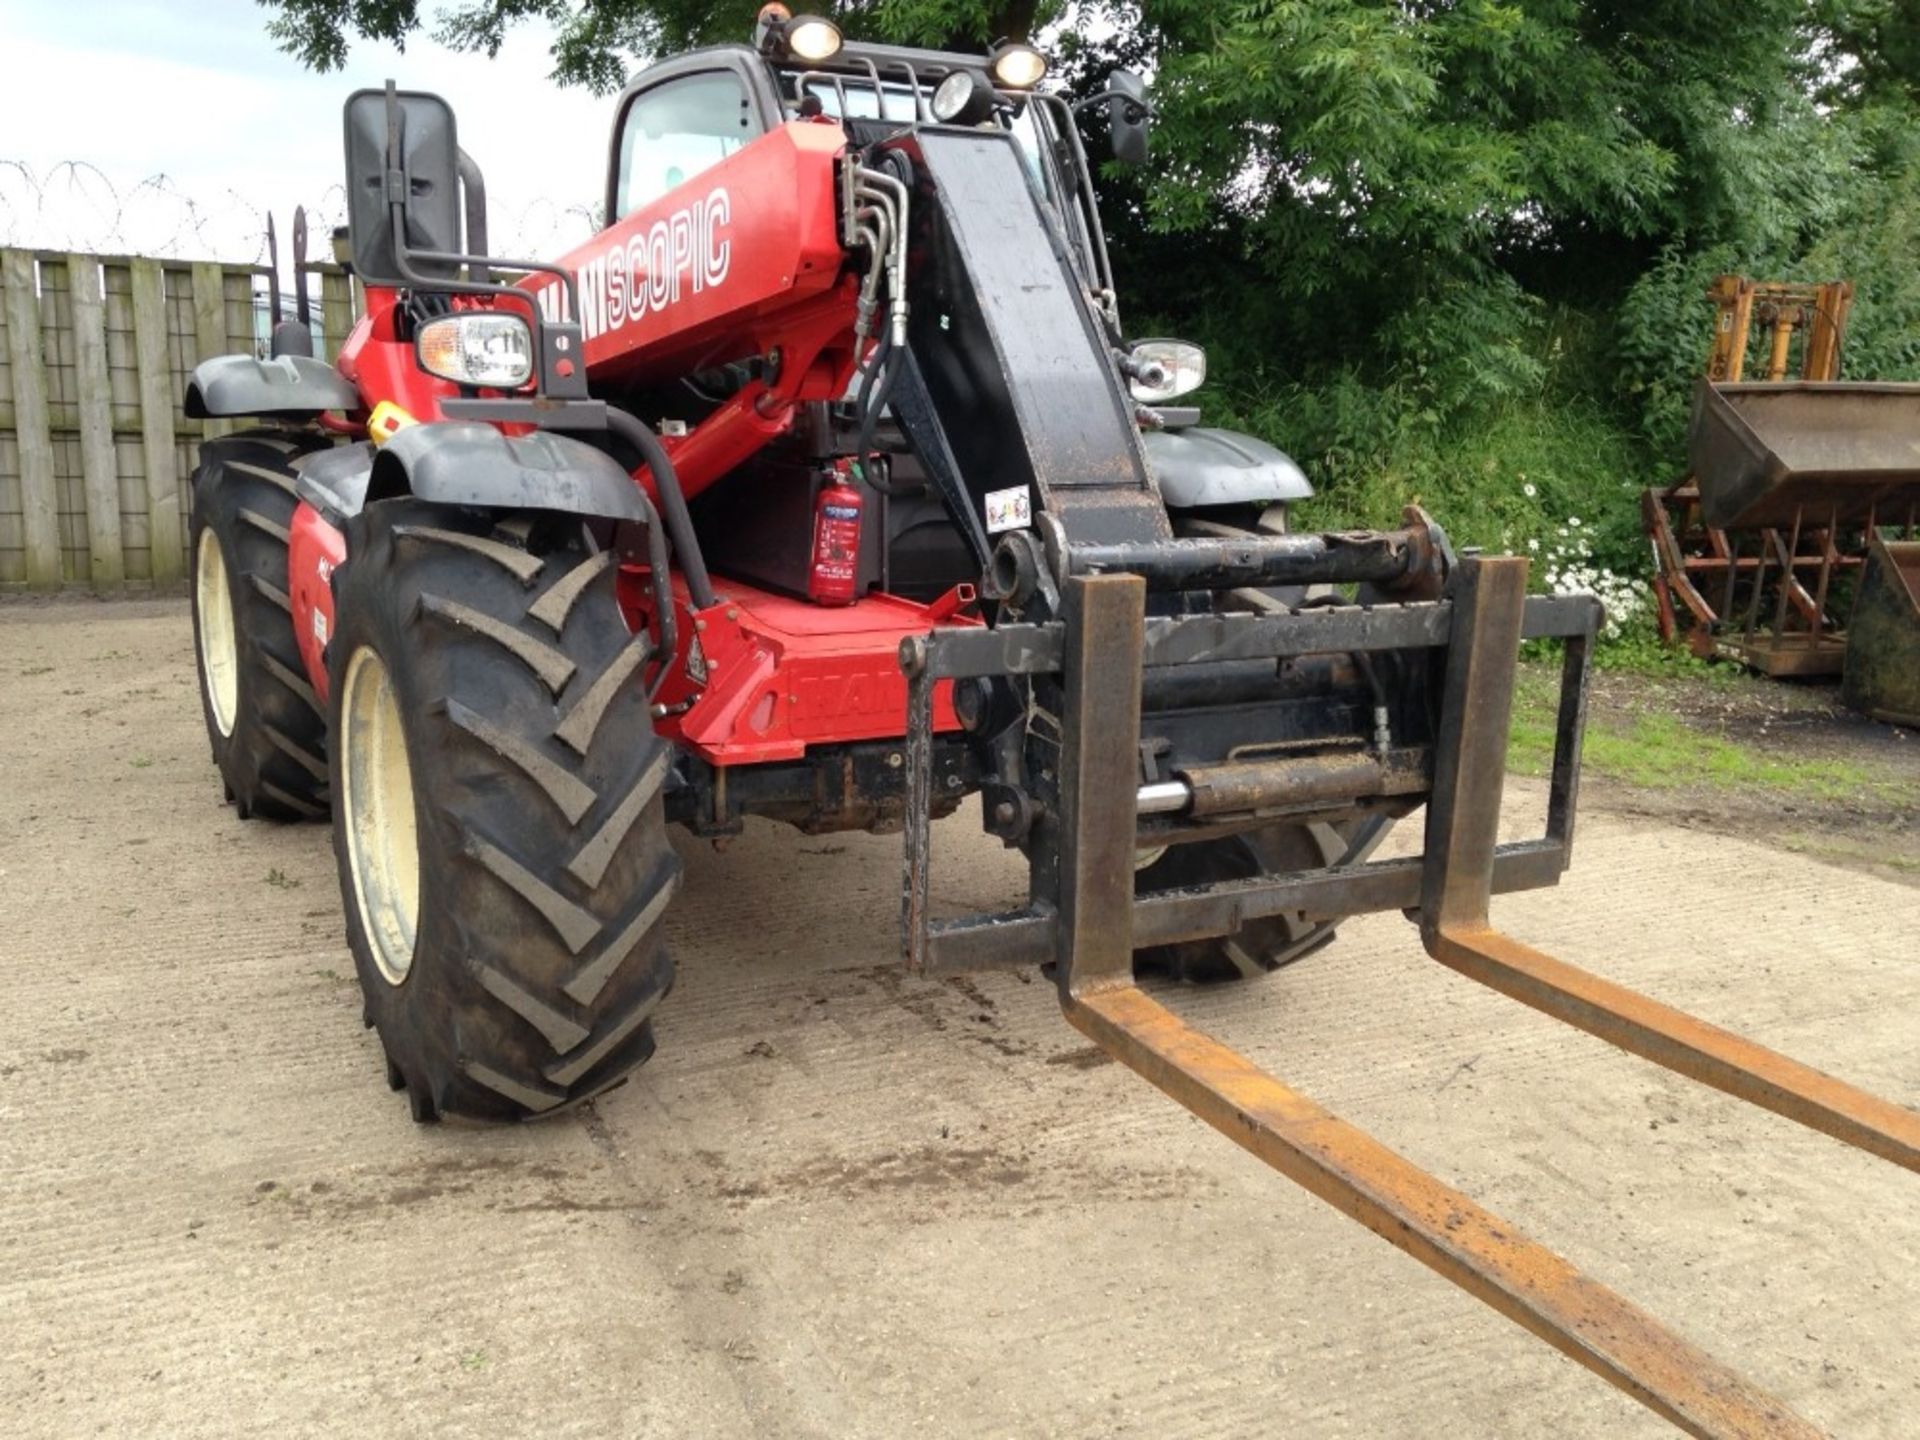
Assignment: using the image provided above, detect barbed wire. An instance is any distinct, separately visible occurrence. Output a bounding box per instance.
[0,161,599,263]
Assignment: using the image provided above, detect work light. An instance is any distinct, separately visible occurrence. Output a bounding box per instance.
[988,42,1048,89]
[416,313,533,389]
[932,69,998,125]
[756,6,844,62]
[786,15,845,61]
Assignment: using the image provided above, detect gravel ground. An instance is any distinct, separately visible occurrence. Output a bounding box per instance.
[2,595,1916,1439]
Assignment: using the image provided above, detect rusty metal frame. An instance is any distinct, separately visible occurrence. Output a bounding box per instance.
[900,555,1919,1436]
[900,590,1598,976]
[1644,481,1859,675]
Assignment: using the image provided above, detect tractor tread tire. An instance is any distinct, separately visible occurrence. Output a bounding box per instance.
[329,501,679,1124]
[1137,504,1393,983]
[1134,817,1389,983]
[189,429,331,822]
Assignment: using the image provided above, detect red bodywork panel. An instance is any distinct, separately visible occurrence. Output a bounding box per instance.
[305,117,963,768]
[539,121,853,384]
[289,499,346,704]
[626,571,975,766]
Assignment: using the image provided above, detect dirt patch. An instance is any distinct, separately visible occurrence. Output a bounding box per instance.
[1514,663,1920,885]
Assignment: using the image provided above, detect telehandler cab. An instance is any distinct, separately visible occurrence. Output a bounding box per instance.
[183,13,1916,1433]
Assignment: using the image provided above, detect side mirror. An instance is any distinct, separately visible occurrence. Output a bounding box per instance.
[343,85,463,285]
[1109,70,1151,166]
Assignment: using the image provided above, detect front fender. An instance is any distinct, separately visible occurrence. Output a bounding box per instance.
[368,422,647,523]
[1144,426,1313,511]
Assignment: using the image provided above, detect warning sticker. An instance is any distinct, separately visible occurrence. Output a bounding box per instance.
[984,485,1032,534]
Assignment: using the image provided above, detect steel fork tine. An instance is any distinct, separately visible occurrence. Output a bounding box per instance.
[1064,983,1826,1440]
[1422,555,1920,1172]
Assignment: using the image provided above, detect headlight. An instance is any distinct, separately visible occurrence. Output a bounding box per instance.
[932,69,997,125]
[416,313,533,389]
[1128,339,1206,403]
[988,42,1048,89]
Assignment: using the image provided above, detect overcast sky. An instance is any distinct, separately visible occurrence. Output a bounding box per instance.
[0,0,619,263]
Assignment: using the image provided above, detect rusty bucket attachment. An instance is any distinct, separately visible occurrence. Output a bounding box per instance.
[1649,379,1920,676]
[900,553,1918,1437]
[1842,535,1920,726]
[1688,379,1920,531]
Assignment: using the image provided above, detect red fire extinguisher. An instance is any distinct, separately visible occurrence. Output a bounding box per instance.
[808,460,864,606]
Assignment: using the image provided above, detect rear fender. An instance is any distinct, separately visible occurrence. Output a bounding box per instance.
[185,354,362,419]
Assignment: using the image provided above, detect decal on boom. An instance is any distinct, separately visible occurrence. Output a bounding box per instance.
[538,187,733,341]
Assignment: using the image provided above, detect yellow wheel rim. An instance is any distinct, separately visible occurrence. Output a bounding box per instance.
[340,646,421,984]
[195,527,239,738]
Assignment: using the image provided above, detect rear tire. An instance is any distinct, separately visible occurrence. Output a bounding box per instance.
[188,429,331,821]
[328,501,680,1123]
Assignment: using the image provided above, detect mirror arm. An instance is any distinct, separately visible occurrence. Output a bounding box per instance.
[1072,88,1157,119]
[455,148,490,284]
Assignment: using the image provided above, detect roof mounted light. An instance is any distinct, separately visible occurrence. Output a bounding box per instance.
[988,41,1048,90]
[755,5,844,63]
[932,69,997,125]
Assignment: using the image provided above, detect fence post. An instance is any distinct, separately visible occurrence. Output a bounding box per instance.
[2,249,63,588]
[319,267,354,361]
[67,253,125,590]
[190,260,230,445]
[129,258,183,584]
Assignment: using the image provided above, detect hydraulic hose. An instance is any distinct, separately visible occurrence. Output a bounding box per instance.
[852,327,922,498]
[604,408,716,612]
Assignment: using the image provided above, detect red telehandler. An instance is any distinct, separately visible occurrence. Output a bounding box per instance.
[183,12,1915,1432]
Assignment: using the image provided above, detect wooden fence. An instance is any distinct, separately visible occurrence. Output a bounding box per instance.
[0,248,354,590]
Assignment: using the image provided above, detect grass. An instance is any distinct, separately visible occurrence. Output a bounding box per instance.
[1507,667,1904,805]
[1247,386,1654,577]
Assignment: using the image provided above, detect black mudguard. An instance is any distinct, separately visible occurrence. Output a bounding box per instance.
[364,422,648,523]
[1144,427,1314,511]
[185,354,362,419]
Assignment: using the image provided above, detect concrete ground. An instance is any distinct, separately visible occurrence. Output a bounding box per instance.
[2,595,1916,1439]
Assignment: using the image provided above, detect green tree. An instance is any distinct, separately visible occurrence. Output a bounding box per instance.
[263,0,1920,559]
[262,0,1056,89]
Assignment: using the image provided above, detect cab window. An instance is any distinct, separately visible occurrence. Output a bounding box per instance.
[616,71,758,219]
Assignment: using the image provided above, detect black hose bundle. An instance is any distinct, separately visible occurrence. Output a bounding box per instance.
[603,408,716,612]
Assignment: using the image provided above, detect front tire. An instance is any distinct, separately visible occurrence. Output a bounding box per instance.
[1138,502,1393,982]
[328,502,680,1122]
[1134,817,1390,983]
[189,430,331,820]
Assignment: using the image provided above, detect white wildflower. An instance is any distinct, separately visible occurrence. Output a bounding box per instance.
[1522,482,1537,498]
